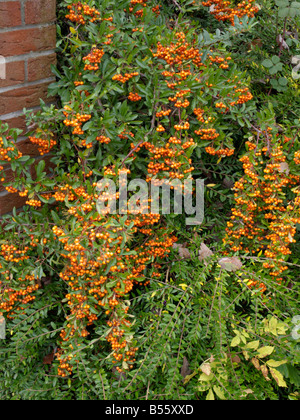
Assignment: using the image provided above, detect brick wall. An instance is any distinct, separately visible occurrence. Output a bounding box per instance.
[0,0,57,216]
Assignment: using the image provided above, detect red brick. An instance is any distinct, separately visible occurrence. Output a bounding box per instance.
[2,105,56,134]
[0,60,25,89]
[0,25,56,57]
[0,81,55,115]
[0,1,22,28]
[28,53,57,82]
[25,0,56,24]
[0,166,15,192]
[17,136,40,156]
[0,0,57,216]
[0,191,27,216]
[1,114,30,134]
[0,154,55,207]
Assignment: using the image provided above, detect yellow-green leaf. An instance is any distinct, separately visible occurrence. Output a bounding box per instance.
[183,370,198,385]
[246,340,260,350]
[206,388,215,400]
[269,368,287,387]
[269,317,278,336]
[231,336,241,347]
[241,335,247,344]
[213,385,226,400]
[70,27,77,35]
[277,322,289,335]
[257,346,274,358]
[199,372,214,382]
[198,384,210,392]
[266,359,288,368]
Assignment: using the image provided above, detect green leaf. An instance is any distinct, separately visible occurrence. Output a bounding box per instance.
[51,210,61,224]
[278,77,288,86]
[269,63,283,74]
[270,79,279,88]
[271,55,280,64]
[35,159,45,178]
[0,316,5,340]
[278,8,290,17]
[262,59,273,68]
[275,0,289,6]
[183,370,198,385]
[277,364,300,386]
[50,64,62,79]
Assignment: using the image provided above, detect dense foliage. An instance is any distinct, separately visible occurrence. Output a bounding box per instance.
[0,0,299,400]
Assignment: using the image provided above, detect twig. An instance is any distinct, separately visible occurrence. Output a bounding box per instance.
[121,90,159,167]
[171,0,183,12]
[205,269,221,338]
[146,380,150,400]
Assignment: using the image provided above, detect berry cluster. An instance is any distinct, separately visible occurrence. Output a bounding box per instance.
[63,107,92,135]
[0,136,22,163]
[128,92,142,102]
[202,0,259,25]
[0,1,283,382]
[112,72,139,84]
[66,2,100,25]
[29,136,57,156]
[223,134,300,292]
[150,31,253,158]
[127,0,160,18]
[50,182,177,375]
[83,48,104,71]
[205,146,235,157]
[0,243,40,317]
[96,135,111,144]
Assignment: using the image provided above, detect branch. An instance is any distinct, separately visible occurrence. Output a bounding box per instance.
[121,91,159,167]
